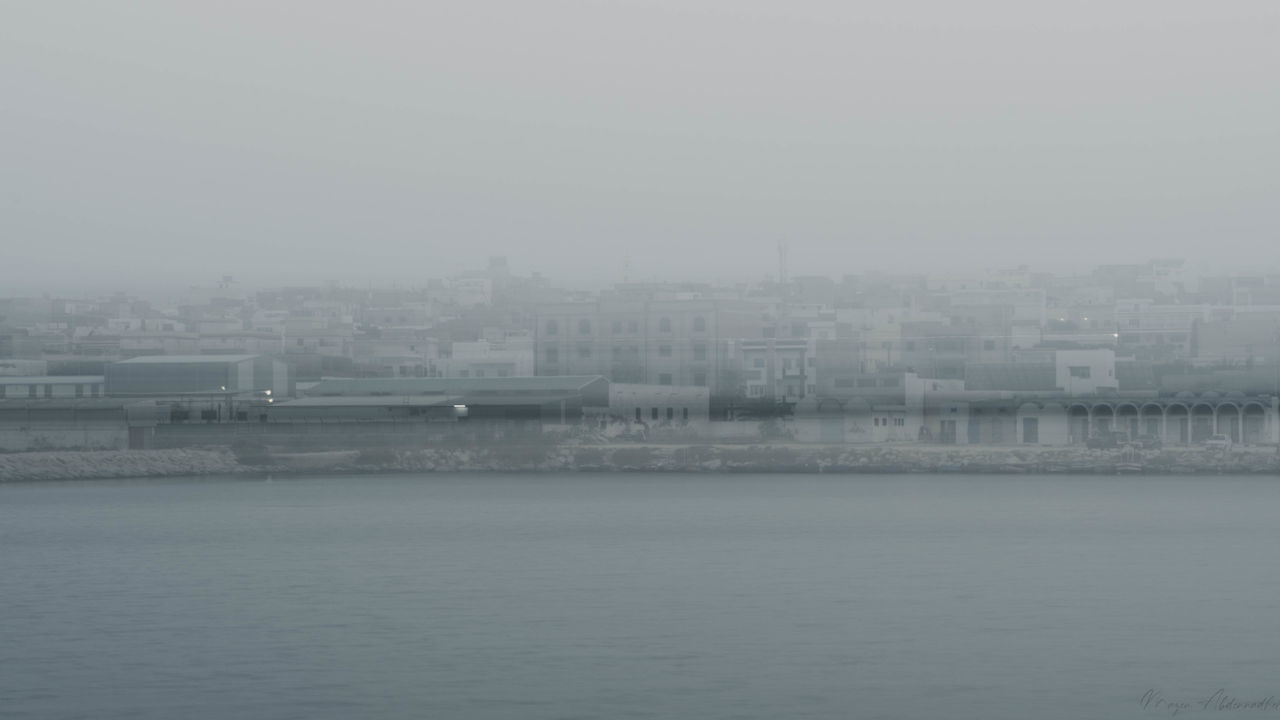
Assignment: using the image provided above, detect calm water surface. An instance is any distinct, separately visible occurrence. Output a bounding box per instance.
[3,473,1280,719]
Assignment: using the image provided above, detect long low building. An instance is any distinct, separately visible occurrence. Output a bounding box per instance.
[0,376,105,399]
[0,398,159,451]
[105,355,291,397]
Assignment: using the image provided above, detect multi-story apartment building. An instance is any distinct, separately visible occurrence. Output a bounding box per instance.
[534,298,761,395]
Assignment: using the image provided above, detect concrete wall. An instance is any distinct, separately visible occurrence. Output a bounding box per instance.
[0,424,128,452]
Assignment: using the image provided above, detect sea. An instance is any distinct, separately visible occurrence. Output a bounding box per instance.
[3,472,1279,720]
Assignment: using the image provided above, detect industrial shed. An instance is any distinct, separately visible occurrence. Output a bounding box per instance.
[105,355,291,397]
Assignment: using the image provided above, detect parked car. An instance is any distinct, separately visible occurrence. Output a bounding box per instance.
[1204,434,1233,450]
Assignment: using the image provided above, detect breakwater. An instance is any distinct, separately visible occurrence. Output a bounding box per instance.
[3,443,1279,482]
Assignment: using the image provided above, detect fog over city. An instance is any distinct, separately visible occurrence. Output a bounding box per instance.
[4,1,1278,295]
[10,6,1280,720]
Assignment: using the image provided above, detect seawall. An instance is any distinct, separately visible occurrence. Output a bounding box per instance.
[3,443,1279,482]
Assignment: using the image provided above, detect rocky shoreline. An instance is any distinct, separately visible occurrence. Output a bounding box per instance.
[3,443,1279,482]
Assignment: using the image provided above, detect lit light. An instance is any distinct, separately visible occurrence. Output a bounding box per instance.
[265,390,272,396]
[1113,333,1120,338]
[220,386,226,391]
[267,398,274,403]
[453,404,467,409]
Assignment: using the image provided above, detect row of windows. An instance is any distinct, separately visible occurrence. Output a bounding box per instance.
[873,417,906,427]
[749,357,811,369]
[544,317,709,335]
[545,345,710,362]
[634,407,691,422]
[0,384,102,398]
[832,377,901,388]
[540,368,707,386]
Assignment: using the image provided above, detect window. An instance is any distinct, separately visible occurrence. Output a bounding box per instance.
[762,327,776,338]
[694,372,706,386]
[635,407,642,422]
[545,348,558,363]
[578,345,591,359]
[475,370,485,378]
[693,344,707,361]
[28,385,37,398]
[659,345,672,357]
[651,407,659,420]
[1069,366,1091,379]
[659,373,672,385]
[578,319,591,334]
[612,346,623,360]
[753,358,765,368]
[693,316,706,332]
[659,317,671,332]
[791,323,805,337]
[835,378,854,388]
[545,320,558,335]
[682,408,689,421]
[666,407,674,421]
[857,378,876,387]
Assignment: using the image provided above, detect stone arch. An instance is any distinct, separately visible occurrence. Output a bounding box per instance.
[1243,402,1268,445]
[1191,403,1216,443]
[1114,402,1140,439]
[1091,404,1116,436]
[1067,403,1091,444]
[1165,403,1190,445]
[1215,401,1242,443]
[1139,402,1165,439]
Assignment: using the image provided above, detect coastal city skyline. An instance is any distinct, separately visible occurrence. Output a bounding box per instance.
[6,3,1280,718]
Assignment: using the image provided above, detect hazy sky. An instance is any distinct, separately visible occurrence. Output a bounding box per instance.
[3,1,1278,294]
